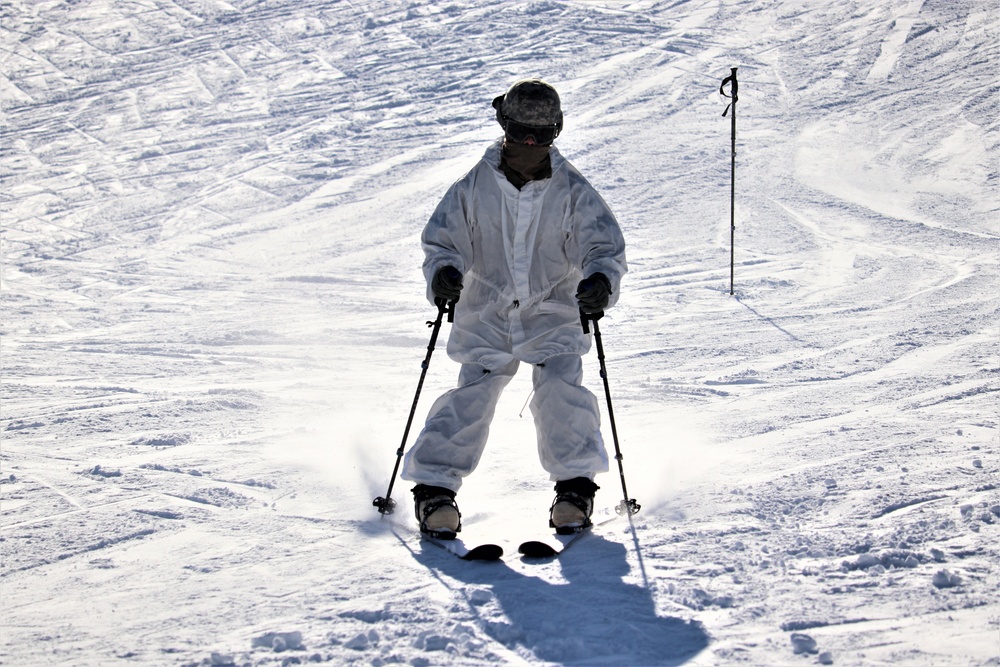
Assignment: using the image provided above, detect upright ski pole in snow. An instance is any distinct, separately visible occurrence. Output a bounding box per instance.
[720,67,738,296]
[581,311,640,517]
[373,299,454,515]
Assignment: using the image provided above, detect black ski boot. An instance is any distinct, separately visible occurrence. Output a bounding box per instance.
[549,477,600,535]
[412,484,462,540]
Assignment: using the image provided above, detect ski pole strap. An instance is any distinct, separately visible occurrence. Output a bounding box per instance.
[720,67,738,117]
[579,309,604,334]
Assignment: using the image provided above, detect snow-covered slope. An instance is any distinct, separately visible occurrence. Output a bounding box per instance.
[2,1,997,665]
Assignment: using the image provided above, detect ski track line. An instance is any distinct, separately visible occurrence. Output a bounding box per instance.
[0,491,154,532]
[4,527,159,577]
[699,423,915,488]
[691,377,990,489]
[0,396,174,425]
[772,198,990,308]
[772,198,956,272]
[898,255,983,303]
[867,0,926,83]
[3,470,83,511]
[841,328,996,388]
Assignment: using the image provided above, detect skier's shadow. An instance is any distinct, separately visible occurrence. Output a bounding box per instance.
[416,533,708,666]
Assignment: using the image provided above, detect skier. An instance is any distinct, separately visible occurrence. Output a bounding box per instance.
[401,78,627,539]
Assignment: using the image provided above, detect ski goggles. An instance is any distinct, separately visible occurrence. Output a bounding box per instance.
[501,116,561,146]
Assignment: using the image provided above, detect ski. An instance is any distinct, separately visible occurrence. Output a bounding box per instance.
[518,529,591,559]
[423,535,503,561]
[518,510,629,559]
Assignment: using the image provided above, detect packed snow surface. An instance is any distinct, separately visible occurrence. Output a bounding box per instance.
[2,1,998,665]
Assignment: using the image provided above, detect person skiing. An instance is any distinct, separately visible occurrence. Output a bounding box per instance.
[400,78,627,539]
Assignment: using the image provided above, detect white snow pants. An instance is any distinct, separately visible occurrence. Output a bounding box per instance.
[400,354,609,492]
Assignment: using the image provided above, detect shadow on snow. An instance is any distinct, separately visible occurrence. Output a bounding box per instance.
[414,533,709,666]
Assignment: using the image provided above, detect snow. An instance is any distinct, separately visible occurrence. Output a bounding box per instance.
[1,0,998,665]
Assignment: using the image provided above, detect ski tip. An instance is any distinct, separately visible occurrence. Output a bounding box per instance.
[518,540,558,559]
[462,544,504,561]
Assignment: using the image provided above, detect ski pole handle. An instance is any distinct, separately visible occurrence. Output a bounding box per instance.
[720,66,738,117]
[434,297,456,323]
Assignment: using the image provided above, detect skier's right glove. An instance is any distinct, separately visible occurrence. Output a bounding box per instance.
[576,272,611,313]
[431,266,463,303]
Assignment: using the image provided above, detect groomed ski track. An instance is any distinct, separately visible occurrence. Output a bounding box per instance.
[2,1,998,665]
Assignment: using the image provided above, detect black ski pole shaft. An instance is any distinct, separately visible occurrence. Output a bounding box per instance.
[581,311,640,516]
[720,67,738,296]
[373,299,453,515]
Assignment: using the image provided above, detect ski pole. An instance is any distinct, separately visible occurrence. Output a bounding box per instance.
[373,298,454,515]
[581,310,640,517]
[720,67,738,296]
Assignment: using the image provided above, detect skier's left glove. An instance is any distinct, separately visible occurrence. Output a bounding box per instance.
[576,273,612,313]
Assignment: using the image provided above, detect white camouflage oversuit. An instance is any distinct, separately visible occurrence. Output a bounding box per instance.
[401,138,627,492]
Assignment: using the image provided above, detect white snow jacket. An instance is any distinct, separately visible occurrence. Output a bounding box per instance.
[422,139,627,369]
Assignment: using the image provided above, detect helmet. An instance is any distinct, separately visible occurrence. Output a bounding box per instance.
[492,79,563,144]
[495,79,562,125]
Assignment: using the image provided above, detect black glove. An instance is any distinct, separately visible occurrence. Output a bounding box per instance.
[431,266,463,302]
[576,273,611,314]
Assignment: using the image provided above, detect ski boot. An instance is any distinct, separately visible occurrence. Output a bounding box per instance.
[412,484,462,540]
[549,477,600,535]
